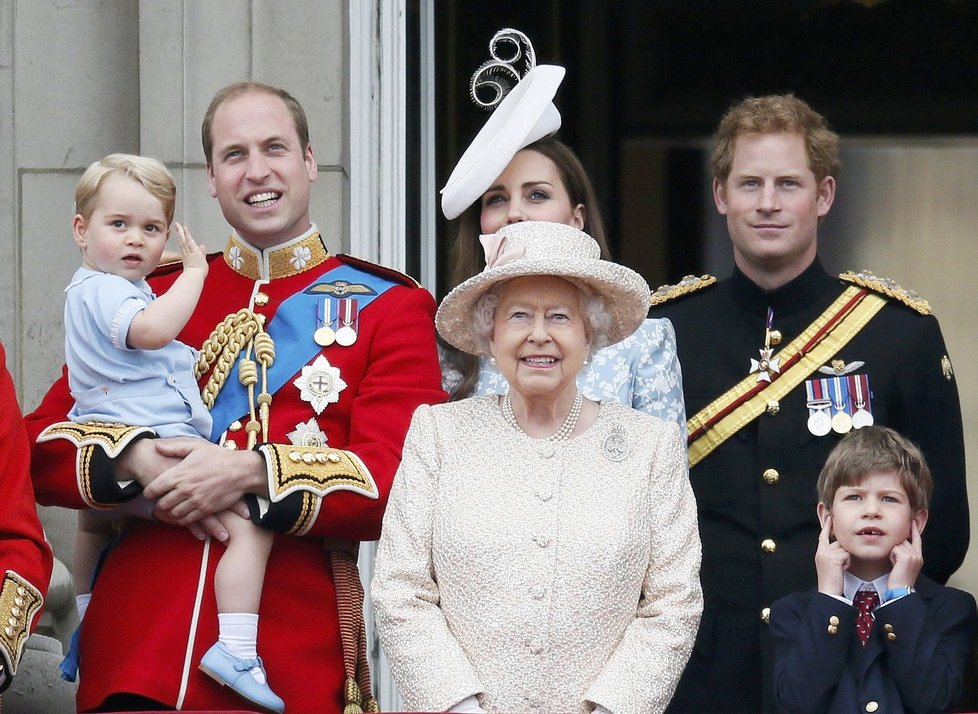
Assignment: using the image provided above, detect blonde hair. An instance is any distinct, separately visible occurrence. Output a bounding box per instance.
[712,94,841,184]
[74,154,176,225]
[817,426,933,514]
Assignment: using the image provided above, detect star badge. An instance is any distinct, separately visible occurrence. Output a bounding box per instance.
[749,347,781,383]
[287,418,329,447]
[294,355,347,414]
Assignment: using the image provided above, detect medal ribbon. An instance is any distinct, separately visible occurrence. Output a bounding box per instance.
[687,287,887,467]
[207,263,398,439]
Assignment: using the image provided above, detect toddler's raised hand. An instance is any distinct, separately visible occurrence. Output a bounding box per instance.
[174,222,207,274]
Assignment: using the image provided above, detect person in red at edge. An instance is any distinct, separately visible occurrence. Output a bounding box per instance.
[26,82,445,712]
[0,343,52,700]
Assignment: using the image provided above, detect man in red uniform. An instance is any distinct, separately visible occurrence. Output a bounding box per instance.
[27,82,445,712]
[0,344,52,699]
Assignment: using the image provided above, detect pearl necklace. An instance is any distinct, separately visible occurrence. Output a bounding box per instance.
[501,391,584,442]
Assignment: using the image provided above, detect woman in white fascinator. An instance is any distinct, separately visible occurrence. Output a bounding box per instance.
[438,29,685,432]
[372,220,702,714]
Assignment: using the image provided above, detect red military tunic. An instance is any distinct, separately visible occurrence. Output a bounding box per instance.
[26,229,446,712]
[0,343,52,690]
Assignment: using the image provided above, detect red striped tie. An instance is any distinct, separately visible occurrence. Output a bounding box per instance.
[854,589,879,646]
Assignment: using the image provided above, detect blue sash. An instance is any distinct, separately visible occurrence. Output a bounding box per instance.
[208,264,398,439]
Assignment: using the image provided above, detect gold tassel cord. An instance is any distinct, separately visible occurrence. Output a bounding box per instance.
[195,309,275,448]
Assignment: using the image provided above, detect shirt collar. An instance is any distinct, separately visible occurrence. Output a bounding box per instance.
[222,224,329,280]
[843,571,890,602]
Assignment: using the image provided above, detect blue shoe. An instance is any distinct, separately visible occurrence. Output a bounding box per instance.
[199,642,285,713]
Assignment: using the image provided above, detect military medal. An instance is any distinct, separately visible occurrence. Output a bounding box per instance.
[314,299,336,347]
[830,376,852,434]
[335,298,359,347]
[294,355,348,414]
[850,373,874,429]
[287,418,329,447]
[805,379,832,436]
[749,307,781,382]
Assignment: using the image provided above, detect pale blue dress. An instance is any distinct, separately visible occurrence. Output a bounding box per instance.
[65,268,212,439]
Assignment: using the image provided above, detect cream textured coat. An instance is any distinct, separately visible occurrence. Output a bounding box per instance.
[372,397,703,714]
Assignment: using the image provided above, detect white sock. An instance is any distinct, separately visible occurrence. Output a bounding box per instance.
[217,613,265,684]
[76,593,91,620]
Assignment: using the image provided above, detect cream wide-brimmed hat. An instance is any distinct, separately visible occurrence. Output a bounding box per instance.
[440,29,564,220]
[436,221,651,356]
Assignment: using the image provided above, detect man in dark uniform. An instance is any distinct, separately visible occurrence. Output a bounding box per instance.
[651,94,969,713]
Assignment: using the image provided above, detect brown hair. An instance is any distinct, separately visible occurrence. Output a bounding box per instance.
[443,136,609,399]
[711,94,841,184]
[74,153,176,226]
[201,82,310,164]
[817,426,933,514]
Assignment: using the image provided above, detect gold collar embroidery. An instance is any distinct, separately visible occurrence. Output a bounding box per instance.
[223,229,330,280]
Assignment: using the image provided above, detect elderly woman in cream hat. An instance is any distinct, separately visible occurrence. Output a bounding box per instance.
[372,221,702,714]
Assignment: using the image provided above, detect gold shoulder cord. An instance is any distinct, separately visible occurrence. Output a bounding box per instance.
[195,308,276,448]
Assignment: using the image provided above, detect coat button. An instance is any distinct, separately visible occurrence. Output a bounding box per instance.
[766,400,780,415]
[760,607,770,624]
[769,329,783,346]
[827,625,838,635]
[761,538,776,554]
[829,616,840,626]
[762,468,780,485]
[254,292,269,306]
[865,702,879,712]
[887,632,897,641]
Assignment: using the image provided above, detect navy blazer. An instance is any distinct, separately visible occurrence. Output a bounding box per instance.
[771,575,976,713]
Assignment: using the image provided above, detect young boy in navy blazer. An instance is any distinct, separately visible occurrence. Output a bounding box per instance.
[771,426,976,714]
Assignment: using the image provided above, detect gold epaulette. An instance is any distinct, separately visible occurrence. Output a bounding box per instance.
[839,270,931,315]
[0,570,44,675]
[649,274,717,307]
[36,421,155,459]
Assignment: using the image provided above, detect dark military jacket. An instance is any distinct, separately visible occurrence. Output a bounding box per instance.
[652,258,968,714]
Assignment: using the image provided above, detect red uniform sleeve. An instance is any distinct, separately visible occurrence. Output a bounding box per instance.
[0,344,53,682]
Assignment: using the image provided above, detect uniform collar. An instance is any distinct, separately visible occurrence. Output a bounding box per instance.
[729,257,834,317]
[222,224,330,280]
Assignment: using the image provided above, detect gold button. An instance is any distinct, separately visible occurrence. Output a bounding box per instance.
[223,441,238,450]
[827,625,838,635]
[10,607,20,617]
[769,329,783,346]
[883,623,894,632]
[3,627,12,637]
[254,292,269,306]
[887,632,896,641]
[866,701,879,712]
[327,452,342,463]
[761,538,777,554]
[14,597,24,608]
[228,420,243,432]
[289,451,301,462]
[762,468,780,485]
[766,400,780,415]
[829,615,840,626]
[760,607,771,624]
